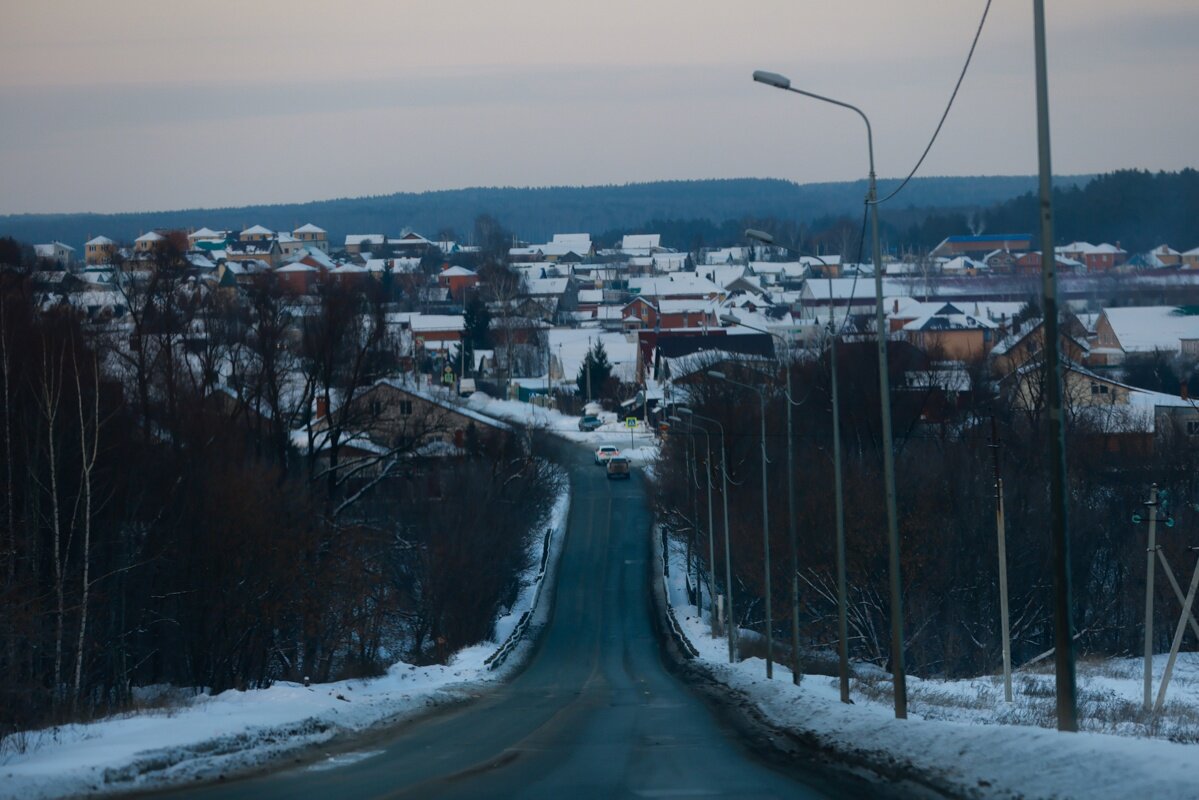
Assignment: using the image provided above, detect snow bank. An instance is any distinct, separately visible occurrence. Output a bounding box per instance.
[0,473,571,800]
[657,529,1199,800]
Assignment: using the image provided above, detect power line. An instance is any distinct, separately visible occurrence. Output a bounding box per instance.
[873,0,994,206]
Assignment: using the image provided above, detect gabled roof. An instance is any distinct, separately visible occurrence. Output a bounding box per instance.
[294,223,326,234]
[85,235,115,246]
[135,231,165,243]
[439,265,476,277]
[1101,306,1199,352]
[189,227,224,239]
[240,224,274,236]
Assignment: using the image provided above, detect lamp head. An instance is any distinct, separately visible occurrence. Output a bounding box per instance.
[745,228,775,245]
[752,70,792,90]
[719,314,740,326]
[676,406,693,416]
[707,370,727,380]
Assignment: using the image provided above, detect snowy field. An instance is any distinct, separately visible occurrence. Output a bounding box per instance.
[659,534,1199,799]
[0,470,571,800]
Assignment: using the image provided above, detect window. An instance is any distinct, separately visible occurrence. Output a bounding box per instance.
[1187,420,1199,437]
[370,400,382,418]
[1090,383,1108,395]
[399,400,414,416]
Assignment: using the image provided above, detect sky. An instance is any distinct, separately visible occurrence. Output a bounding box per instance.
[0,0,1195,215]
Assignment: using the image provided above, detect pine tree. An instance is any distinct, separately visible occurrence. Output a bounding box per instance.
[576,340,612,397]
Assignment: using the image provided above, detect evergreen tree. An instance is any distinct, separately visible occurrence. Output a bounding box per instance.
[463,294,491,349]
[576,340,613,398]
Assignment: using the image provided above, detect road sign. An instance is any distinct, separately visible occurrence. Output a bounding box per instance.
[626,417,637,429]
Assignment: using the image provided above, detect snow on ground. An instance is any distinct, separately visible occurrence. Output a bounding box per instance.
[658,533,1199,799]
[0,477,571,800]
[466,392,660,466]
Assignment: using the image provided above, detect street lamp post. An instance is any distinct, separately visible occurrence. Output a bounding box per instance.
[709,369,773,679]
[679,407,737,662]
[753,69,907,717]
[719,309,801,685]
[670,414,718,634]
[741,232,850,701]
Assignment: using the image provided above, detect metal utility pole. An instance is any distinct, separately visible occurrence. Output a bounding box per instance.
[1143,484,1159,711]
[683,409,737,661]
[586,337,593,403]
[1032,0,1078,732]
[990,418,1013,702]
[721,298,803,685]
[709,372,772,679]
[831,320,850,704]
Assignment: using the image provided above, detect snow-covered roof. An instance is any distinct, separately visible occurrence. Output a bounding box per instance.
[628,274,722,298]
[85,236,114,246]
[345,234,385,246]
[902,313,997,332]
[135,231,164,243]
[276,262,318,273]
[386,313,465,333]
[439,266,476,277]
[294,223,326,234]
[1101,307,1199,352]
[621,234,661,251]
[523,277,570,296]
[363,257,419,273]
[188,227,224,240]
[240,224,273,236]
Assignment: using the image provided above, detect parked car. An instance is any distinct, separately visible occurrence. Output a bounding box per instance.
[606,456,631,479]
[578,415,602,432]
[594,445,620,465]
[458,378,476,397]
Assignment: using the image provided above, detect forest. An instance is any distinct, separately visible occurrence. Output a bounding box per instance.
[652,340,1199,682]
[0,244,560,740]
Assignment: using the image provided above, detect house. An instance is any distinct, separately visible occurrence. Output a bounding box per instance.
[990,317,1089,377]
[133,231,166,254]
[345,234,386,255]
[1183,247,1199,269]
[84,236,118,266]
[33,242,75,267]
[628,273,723,302]
[1142,244,1181,268]
[188,227,228,247]
[1056,242,1127,272]
[350,379,511,452]
[620,234,664,256]
[391,231,435,256]
[437,265,479,301]
[1013,251,1084,275]
[293,223,328,253]
[621,297,717,331]
[275,262,319,294]
[1093,306,1199,364]
[901,304,998,362]
[931,234,1032,258]
[226,239,282,268]
[238,225,274,243]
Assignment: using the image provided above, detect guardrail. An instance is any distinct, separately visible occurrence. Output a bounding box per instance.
[656,524,700,659]
[484,525,554,670]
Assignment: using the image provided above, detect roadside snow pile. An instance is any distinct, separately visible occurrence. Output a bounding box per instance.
[0,476,571,800]
[658,535,1199,800]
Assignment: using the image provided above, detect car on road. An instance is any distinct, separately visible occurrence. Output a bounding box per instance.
[594,445,620,465]
[578,415,602,432]
[605,456,631,479]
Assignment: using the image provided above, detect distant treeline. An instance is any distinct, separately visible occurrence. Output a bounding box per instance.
[0,175,1075,251]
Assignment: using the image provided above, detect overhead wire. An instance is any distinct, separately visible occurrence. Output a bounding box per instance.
[873,0,994,206]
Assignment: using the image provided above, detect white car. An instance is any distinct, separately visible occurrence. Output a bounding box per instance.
[594,445,620,465]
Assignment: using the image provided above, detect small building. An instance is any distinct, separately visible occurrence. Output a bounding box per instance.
[345,234,385,255]
[239,224,274,243]
[84,235,117,266]
[34,241,75,268]
[438,265,479,301]
[293,223,328,253]
[931,234,1032,258]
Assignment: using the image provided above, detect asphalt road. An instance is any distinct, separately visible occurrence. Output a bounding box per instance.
[162,438,902,799]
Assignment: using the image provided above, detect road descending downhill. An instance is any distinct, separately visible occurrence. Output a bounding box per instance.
[158,438,899,799]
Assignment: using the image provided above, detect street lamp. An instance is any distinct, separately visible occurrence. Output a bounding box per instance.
[670,413,718,634]
[753,68,908,717]
[719,308,803,686]
[678,406,737,662]
[742,230,850,702]
[708,369,774,679]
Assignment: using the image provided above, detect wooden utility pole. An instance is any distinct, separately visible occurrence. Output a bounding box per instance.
[1143,484,1159,711]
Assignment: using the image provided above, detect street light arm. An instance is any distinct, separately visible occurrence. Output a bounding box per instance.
[780,86,875,179]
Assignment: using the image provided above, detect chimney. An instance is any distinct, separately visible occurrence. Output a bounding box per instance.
[1182,381,1189,402]
[892,299,899,314]
[316,396,329,420]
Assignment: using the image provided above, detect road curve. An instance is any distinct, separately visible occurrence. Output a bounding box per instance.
[158,437,897,799]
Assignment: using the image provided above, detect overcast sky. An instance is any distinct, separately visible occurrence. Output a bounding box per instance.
[1,1,1195,215]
